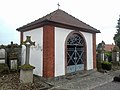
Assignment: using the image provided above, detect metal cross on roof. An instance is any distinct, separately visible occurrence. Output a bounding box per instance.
[57,2,60,9]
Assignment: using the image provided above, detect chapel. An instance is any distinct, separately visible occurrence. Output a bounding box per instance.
[17,9,100,78]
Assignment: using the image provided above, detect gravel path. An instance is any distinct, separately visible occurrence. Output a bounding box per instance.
[49,70,120,90]
[92,81,120,90]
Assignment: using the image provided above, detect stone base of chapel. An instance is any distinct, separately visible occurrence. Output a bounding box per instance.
[35,69,97,82]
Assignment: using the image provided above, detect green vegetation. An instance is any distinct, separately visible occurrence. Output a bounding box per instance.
[113,16,120,48]
[101,61,112,71]
[19,64,35,70]
[105,52,112,57]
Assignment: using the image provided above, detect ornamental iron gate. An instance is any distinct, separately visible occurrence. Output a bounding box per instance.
[67,34,84,73]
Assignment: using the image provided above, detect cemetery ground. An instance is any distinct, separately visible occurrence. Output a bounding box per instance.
[0,69,120,90]
[0,71,51,90]
[0,62,120,90]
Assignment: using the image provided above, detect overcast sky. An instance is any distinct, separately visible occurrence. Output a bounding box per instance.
[0,0,120,45]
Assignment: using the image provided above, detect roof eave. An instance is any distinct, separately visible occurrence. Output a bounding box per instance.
[16,20,100,33]
[16,20,48,32]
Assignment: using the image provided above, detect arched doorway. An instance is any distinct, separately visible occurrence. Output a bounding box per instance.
[66,32,86,74]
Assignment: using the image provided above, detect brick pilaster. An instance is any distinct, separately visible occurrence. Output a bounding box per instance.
[93,33,96,69]
[20,32,23,44]
[43,25,55,78]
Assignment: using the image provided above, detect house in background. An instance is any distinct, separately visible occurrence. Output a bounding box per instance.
[17,9,100,78]
[97,41,115,61]
[97,41,114,52]
[104,44,114,52]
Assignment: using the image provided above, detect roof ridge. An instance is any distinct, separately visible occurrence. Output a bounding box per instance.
[17,9,100,33]
[48,9,60,20]
[53,9,99,31]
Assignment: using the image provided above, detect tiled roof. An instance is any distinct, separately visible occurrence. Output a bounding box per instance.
[17,9,100,33]
[104,44,114,52]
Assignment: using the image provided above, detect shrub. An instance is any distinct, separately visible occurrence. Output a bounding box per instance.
[104,52,112,62]
[102,61,112,71]
[105,52,112,57]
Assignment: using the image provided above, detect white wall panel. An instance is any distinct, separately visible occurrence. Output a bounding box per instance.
[55,27,94,76]
[81,32,93,70]
[22,27,43,76]
[55,27,73,77]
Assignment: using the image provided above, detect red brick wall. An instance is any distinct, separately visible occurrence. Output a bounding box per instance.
[93,33,96,69]
[20,32,23,44]
[43,25,55,78]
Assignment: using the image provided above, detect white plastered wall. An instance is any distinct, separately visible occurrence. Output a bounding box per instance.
[55,27,73,77]
[22,27,43,76]
[81,32,93,70]
[55,27,93,77]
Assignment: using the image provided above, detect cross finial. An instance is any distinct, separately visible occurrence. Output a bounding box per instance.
[57,2,60,9]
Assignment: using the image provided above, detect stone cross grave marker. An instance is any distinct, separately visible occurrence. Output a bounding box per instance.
[20,36,35,83]
[0,48,6,63]
[22,36,35,65]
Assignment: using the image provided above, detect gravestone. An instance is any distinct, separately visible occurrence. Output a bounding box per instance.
[20,36,35,83]
[9,52,18,70]
[112,45,119,62]
[0,49,6,63]
[10,60,17,70]
[112,52,119,62]
[8,42,18,70]
[100,51,105,61]
[97,41,105,61]
[0,47,9,73]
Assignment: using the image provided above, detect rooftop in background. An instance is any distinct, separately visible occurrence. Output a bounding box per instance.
[17,9,100,33]
[104,44,114,52]
[97,41,115,52]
